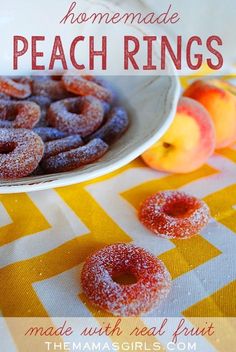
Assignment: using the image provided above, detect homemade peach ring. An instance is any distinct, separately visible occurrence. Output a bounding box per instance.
[139,191,210,239]
[0,128,44,179]
[81,243,171,316]
[0,74,129,179]
[87,106,129,144]
[63,75,114,103]
[41,138,108,173]
[0,77,31,99]
[47,96,105,136]
[0,100,40,129]
[32,76,69,101]
[33,127,67,142]
[43,135,84,159]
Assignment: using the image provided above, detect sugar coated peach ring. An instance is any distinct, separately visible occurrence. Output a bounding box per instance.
[63,75,114,103]
[47,96,105,137]
[87,106,129,144]
[81,243,171,316]
[41,138,108,173]
[43,135,84,159]
[139,191,210,239]
[0,100,40,129]
[33,127,67,142]
[0,128,44,179]
[32,76,69,101]
[0,77,31,99]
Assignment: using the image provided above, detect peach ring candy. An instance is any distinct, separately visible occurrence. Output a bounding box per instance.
[81,243,171,316]
[32,76,69,101]
[139,191,210,239]
[33,127,67,142]
[0,100,40,129]
[41,138,108,173]
[87,106,129,144]
[63,75,114,103]
[43,135,84,160]
[0,128,44,179]
[47,96,105,137]
[0,76,31,99]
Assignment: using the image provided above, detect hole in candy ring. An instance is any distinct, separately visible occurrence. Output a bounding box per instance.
[139,191,210,239]
[112,271,138,285]
[163,198,198,218]
[51,75,63,81]
[0,142,16,154]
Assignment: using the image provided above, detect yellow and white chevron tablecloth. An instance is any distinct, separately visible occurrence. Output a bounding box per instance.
[1,74,236,349]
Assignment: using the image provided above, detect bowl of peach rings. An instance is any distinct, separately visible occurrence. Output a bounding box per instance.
[0,74,179,193]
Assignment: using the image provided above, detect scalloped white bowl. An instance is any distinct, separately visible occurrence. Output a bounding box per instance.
[0,75,180,193]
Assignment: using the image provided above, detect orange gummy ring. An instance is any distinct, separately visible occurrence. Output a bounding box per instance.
[81,243,171,316]
[139,191,210,239]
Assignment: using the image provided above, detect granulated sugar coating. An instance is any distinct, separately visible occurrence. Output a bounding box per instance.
[41,138,108,173]
[139,191,210,239]
[33,127,67,142]
[0,76,31,99]
[81,243,171,317]
[0,75,129,178]
[47,96,105,137]
[32,76,70,101]
[87,107,129,145]
[0,100,40,129]
[43,135,84,159]
[63,75,114,103]
[0,128,44,179]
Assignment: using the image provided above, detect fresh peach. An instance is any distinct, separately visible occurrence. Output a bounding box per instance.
[184,80,236,149]
[141,97,215,173]
[209,79,236,95]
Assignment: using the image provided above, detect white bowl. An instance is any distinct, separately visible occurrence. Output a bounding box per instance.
[0,75,180,193]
